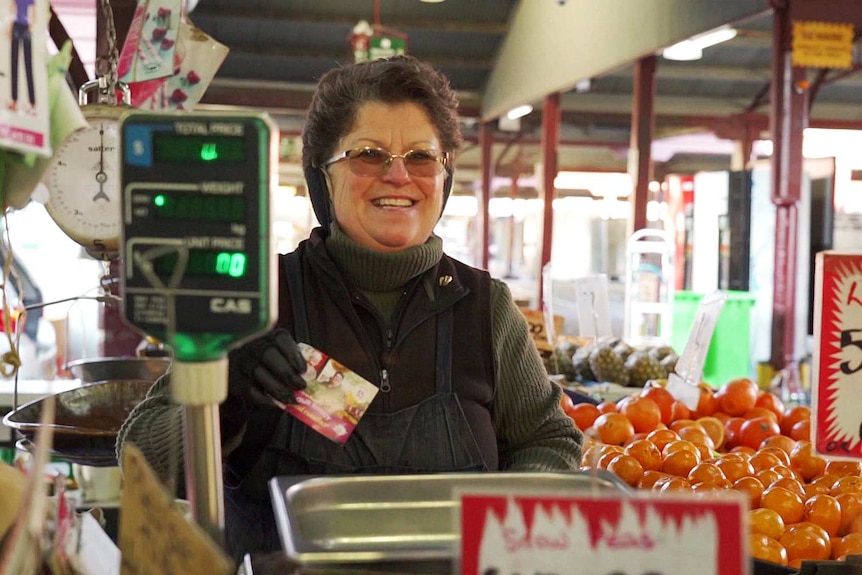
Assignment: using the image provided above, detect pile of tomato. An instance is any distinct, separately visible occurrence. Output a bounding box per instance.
[563,377,862,569]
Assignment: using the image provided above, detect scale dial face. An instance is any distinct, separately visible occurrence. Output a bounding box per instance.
[43,105,125,260]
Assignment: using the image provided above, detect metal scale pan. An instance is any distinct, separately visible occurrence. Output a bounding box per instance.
[3,379,154,467]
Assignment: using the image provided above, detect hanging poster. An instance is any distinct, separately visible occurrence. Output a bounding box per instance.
[0,0,50,156]
[118,0,183,84]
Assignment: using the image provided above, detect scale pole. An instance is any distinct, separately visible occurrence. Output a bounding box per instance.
[172,358,229,546]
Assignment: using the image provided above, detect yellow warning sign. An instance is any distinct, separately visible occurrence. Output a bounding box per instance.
[792,20,854,69]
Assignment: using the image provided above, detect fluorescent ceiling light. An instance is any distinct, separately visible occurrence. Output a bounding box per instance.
[662,41,703,61]
[662,26,737,61]
[506,104,533,120]
[554,171,633,197]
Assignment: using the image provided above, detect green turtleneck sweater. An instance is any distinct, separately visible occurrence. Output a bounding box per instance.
[117,225,583,484]
[326,222,442,323]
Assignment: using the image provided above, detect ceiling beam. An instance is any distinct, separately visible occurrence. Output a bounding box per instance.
[216,45,494,70]
[191,6,509,35]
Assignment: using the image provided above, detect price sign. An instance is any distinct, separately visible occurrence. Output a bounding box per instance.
[459,489,747,575]
[519,308,563,353]
[118,444,233,575]
[792,21,854,69]
[812,252,862,459]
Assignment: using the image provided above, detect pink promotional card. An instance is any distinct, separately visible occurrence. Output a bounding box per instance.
[273,343,378,444]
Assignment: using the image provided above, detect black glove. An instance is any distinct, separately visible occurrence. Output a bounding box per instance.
[229,329,308,406]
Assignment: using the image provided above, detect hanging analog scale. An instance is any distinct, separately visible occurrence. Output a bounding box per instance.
[43,81,130,260]
[43,0,128,260]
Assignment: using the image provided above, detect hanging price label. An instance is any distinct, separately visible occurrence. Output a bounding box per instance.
[574,274,613,340]
[812,252,862,460]
[667,290,727,409]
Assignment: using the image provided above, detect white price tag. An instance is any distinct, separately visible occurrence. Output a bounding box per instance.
[542,264,558,347]
[574,274,613,339]
[668,290,727,409]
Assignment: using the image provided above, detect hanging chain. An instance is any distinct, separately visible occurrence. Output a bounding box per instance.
[97,0,119,105]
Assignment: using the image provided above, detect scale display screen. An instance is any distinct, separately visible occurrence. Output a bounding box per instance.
[120,111,277,360]
[152,250,248,278]
[153,134,246,164]
[152,192,245,222]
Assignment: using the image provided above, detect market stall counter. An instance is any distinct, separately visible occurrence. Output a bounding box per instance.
[247,471,631,574]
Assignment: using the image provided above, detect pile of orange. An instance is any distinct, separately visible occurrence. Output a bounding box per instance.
[568,377,862,568]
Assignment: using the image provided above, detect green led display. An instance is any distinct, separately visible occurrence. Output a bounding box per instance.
[153,134,246,163]
[153,192,244,222]
[153,250,247,278]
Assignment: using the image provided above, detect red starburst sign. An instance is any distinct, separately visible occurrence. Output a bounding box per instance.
[812,252,862,459]
[458,489,747,575]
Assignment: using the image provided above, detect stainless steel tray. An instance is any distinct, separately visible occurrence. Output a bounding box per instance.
[269,471,630,566]
[3,379,153,466]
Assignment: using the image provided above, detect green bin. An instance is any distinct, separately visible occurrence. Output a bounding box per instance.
[671,290,756,387]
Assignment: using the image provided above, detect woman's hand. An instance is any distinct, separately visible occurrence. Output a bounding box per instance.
[229,329,308,405]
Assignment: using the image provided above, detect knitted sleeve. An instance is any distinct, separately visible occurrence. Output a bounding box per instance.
[489,279,584,471]
[115,373,185,490]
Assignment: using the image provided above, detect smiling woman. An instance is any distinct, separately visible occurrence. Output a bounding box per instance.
[324,101,447,251]
[117,55,584,563]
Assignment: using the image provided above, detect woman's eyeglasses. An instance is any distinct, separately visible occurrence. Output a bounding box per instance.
[323,147,448,178]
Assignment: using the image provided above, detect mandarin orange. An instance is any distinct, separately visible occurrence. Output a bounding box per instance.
[762,485,805,524]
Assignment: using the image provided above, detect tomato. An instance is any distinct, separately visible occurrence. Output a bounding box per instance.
[567,402,601,431]
[780,405,811,436]
[755,392,786,424]
[738,416,781,451]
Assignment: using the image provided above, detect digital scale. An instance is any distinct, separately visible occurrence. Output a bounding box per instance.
[118,111,278,543]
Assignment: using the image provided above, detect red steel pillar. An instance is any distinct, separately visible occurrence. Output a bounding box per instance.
[629,55,657,234]
[769,1,807,370]
[539,92,560,309]
[478,121,493,270]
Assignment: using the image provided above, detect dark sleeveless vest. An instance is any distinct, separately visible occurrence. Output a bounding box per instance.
[221,231,499,559]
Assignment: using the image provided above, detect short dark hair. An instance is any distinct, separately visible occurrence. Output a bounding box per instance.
[302,55,463,170]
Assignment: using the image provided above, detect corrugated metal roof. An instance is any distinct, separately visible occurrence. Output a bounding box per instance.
[59,1,862,184]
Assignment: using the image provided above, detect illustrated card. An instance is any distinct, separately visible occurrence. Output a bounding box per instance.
[272,343,378,444]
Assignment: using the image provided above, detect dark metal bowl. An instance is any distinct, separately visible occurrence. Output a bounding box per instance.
[66,357,171,383]
[2,379,154,466]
